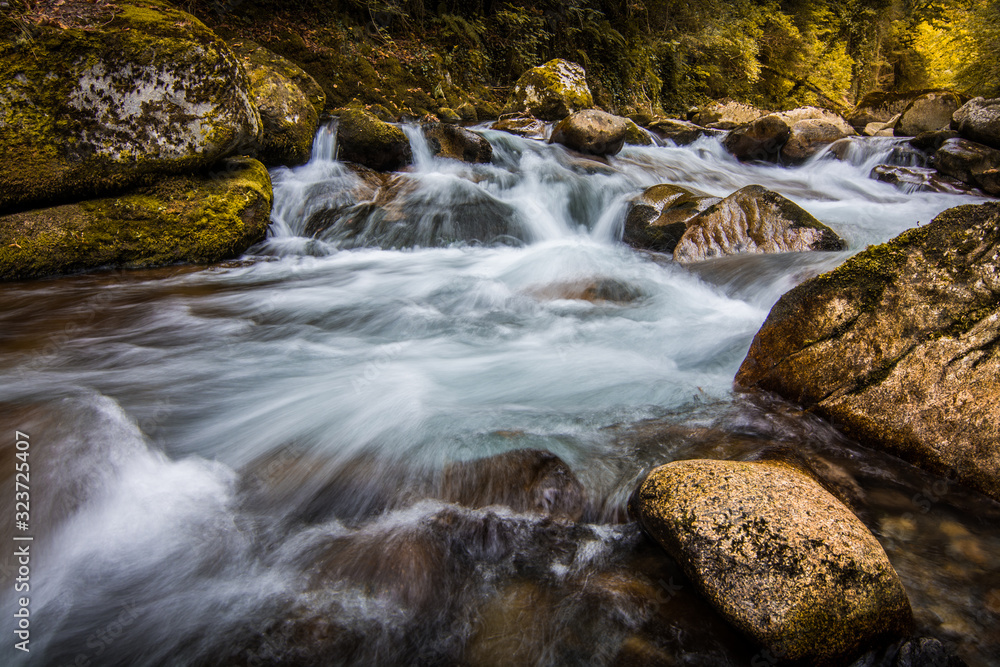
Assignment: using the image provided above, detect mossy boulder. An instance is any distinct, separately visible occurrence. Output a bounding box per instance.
[0,158,272,281]
[503,59,594,121]
[624,119,654,146]
[631,459,912,664]
[549,109,628,156]
[951,97,1000,151]
[673,185,845,263]
[421,123,492,163]
[229,39,325,116]
[436,107,462,124]
[334,107,412,171]
[0,0,262,211]
[735,202,1000,502]
[894,91,964,137]
[622,184,720,253]
[722,115,791,163]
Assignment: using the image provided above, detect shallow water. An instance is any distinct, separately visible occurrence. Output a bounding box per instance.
[1,125,997,666]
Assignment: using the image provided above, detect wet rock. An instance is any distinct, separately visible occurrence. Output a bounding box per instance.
[735,201,1000,502]
[691,99,764,127]
[624,120,654,146]
[526,278,643,304]
[865,121,898,137]
[909,129,959,152]
[622,184,720,253]
[847,89,953,133]
[977,168,1000,196]
[722,114,791,162]
[950,97,1000,150]
[870,165,970,194]
[491,114,547,140]
[503,58,594,121]
[632,459,912,664]
[549,109,628,156]
[646,118,717,145]
[611,636,675,667]
[456,101,478,123]
[466,582,554,666]
[778,106,855,136]
[437,106,462,124]
[782,119,851,163]
[440,449,586,521]
[894,91,964,137]
[234,41,321,167]
[673,185,845,263]
[0,158,272,281]
[932,138,1000,192]
[0,0,262,211]
[302,164,388,238]
[335,107,412,171]
[421,123,492,163]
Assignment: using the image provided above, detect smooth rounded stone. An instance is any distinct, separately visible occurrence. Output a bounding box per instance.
[777,106,855,136]
[932,137,1000,190]
[622,184,720,253]
[632,459,912,664]
[950,97,1000,150]
[234,41,320,167]
[736,202,1000,502]
[865,121,897,137]
[549,109,628,156]
[977,168,1000,196]
[421,123,492,163]
[0,158,272,281]
[503,58,594,121]
[690,99,764,127]
[847,89,952,133]
[894,91,964,137]
[673,185,845,263]
[646,117,717,145]
[526,277,643,304]
[624,119,654,146]
[870,165,970,194]
[230,39,325,116]
[439,449,586,521]
[491,114,547,140]
[0,0,262,211]
[335,107,412,171]
[722,114,791,162]
[782,119,851,163]
[909,129,959,152]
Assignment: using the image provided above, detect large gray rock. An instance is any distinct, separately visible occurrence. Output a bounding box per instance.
[622,184,720,252]
[951,97,1000,150]
[549,109,628,156]
[722,114,791,162]
[0,0,262,211]
[673,185,845,263]
[503,59,594,121]
[632,459,912,664]
[736,202,1000,502]
[894,91,963,136]
[932,137,1000,194]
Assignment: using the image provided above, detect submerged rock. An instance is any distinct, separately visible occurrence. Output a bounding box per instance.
[622,184,720,253]
[549,109,628,156]
[894,91,964,137]
[673,185,845,263]
[335,107,412,171]
[503,58,594,121]
[0,158,272,281]
[526,278,643,304]
[951,97,1000,150]
[870,165,971,194]
[421,123,492,163]
[722,114,791,162]
[736,202,1000,502]
[632,459,912,664]
[0,0,261,210]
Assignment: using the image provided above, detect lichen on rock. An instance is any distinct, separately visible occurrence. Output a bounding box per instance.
[503,59,594,121]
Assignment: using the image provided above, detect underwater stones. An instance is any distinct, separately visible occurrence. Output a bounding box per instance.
[722,114,791,162]
[894,91,964,137]
[951,97,1000,150]
[932,138,1000,193]
[549,109,628,156]
[503,58,594,121]
[440,449,586,521]
[526,278,643,304]
[735,202,1000,502]
[491,114,547,140]
[673,185,844,263]
[782,119,851,163]
[622,184,720,253]
[233,41,323,167]
[0,158,272,281]
[870,165,971,194]
[335,107,412,171]
[421,123,492,163]
[0,0,261,211]
[632,459,912,664]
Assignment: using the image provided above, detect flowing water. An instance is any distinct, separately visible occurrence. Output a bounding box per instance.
[1,125,998,666]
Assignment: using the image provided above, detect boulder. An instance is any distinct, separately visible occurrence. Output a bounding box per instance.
[0,0,261,211]
[782,119,851,163]
[0,158,272,281]
[865,121,897,137]
[234,41,321,167]
[624,120,654,146]
[503,59,594,121]
[777,106,855,136]
[722,114,791,162]
[932,137,1000,192]
[735,202,1000,502]
[909,129,959,152]
[869,165,971,195]
[646,118,718,145]
[690,100,764,128]
[847,89,952,133]
[622,184,720,253]
[491,114,547,140]
[335,107,412,171]
[894,91,963,137]
[631,459,912,664]
[549,109,628,156]
[421,123,492,163]
[437,106,462,124]
[456,101,478,123]
[951,97,1000,150]
[230,39,325,115]
[301,164,388,238]
[673,185,845,263]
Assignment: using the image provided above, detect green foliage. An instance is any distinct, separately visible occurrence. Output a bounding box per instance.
[956,0,1000,95]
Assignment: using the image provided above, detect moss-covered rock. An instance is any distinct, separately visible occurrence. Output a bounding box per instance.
[503,59,594,121]
[631,459,912,664]
[421,123,492,163]
[0,0,261,211]
[436,107,462,124]
[673,185,844,263]
[0,157,272,281]
[549,109,628,156]
[735,202,1000,502]
[622,184,720,253]
[229,39,325,116]
[624,119,654,146]
[690,99,764,128]
[335,107,412,172]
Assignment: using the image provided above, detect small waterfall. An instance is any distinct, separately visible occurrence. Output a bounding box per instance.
[402,122,435,170]
[311,118,339,163]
